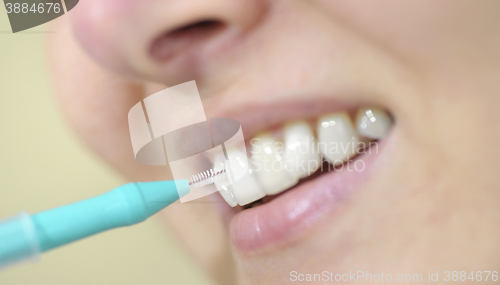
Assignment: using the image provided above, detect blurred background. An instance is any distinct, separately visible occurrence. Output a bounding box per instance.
[0,11,212,285]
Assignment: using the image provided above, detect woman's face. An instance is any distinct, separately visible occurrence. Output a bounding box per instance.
[52,0,500,284]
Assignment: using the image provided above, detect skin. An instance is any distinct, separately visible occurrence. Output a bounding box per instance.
[49,0,500,284]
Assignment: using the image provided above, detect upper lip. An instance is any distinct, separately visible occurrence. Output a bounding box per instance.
[203,90,367,140]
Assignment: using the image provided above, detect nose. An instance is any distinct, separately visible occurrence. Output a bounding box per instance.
[70,0,267,84]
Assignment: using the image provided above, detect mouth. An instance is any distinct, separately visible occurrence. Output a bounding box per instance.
[203,97,394,254]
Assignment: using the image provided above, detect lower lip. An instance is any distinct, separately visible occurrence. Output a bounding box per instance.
[228,141,384,254]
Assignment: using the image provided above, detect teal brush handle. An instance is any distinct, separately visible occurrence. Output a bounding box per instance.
[0,180,189,269]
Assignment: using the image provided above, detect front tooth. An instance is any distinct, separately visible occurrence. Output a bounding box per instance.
[214,148,266,207]
[318,112,360,165]
[355,106,392,140]
[283,121,320,179]
[251,134,299,195]
[213,160,238,207]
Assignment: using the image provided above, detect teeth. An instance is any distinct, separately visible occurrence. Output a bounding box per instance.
[251,134,299,195]
[283,121,320,179]
[214,148,265,207]
[214,107,391,207]
[317,112,360,165]
[355,106,392,140]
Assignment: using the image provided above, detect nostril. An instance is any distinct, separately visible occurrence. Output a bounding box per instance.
[170,20,225,39]
[149,20,227,62]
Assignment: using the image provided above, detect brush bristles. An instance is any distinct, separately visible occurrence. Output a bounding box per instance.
[188,168,226,188]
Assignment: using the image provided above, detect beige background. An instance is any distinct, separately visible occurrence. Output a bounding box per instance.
[0,11,212,285]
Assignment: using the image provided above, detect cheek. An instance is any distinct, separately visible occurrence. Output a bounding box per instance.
[317,0,496,67]
[316,0,432,49]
